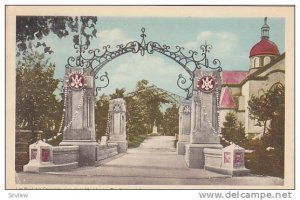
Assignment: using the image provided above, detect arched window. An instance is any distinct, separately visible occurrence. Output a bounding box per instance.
[253,57,260,68]
[264,56,271,66]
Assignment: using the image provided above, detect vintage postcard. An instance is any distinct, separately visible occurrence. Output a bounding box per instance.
[5,5,295,189]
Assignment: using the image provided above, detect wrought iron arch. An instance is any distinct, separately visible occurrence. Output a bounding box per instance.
[65,28,222,99]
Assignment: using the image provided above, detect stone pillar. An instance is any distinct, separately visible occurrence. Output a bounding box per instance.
[177,99,192,155]
[60,67,98,166]
[185,70,223,168]
[108,98,127,153]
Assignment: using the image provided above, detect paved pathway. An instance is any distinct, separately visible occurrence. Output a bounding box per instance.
[16,136,284,187]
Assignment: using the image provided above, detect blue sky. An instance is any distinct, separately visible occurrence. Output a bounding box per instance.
[38,17,285,97]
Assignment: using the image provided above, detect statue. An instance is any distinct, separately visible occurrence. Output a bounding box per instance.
[152,120,158,134]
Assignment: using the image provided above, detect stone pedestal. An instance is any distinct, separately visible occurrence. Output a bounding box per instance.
[203,144,250,176]
[24,140,79,172]
[152,125,158,134]
[60,67,98,166]
[15,130,43,172]
[177,100,192,155]
[220,144,250,176]
[185,143,222,168]
[108,98,128,153]
[60,140,98,166]
[185,70,223,168]
[24,140,53,172]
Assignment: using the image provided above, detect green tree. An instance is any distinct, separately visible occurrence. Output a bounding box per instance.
[246,84,285,177]
[95,94,110,141]
[16,51,62,134]
[162,104,179,136]
[132,80,170,133]
[263,84,285,149]
[16,16,98,55]
[94,80,175,147]
[221,112,246,147]
[248,84,285,137]
[110,88,126,99]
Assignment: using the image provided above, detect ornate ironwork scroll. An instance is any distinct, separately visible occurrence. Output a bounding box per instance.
[65,27,222,99]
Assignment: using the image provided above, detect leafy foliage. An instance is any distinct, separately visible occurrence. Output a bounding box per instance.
[246,84,285,177]
[221,112,247,147]
[248,84,285,136]
[16,16,97,56]
[95,94,110,141]
[94,80,177,147]
[16,51,62,136]
[162,104,179,136]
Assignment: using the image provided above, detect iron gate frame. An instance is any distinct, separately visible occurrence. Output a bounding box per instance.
[65,27,222,99]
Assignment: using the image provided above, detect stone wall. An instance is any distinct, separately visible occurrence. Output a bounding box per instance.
[52,146,79,165]
[96,143,118,162]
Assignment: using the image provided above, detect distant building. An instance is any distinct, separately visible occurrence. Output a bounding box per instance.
[219,17,285,138]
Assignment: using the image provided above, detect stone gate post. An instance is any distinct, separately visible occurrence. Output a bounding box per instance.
[108,98,128,153]
[185,69,223,168]
[177,99,192,155]
[60,67,98,166]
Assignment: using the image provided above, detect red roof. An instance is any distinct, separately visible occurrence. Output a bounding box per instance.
[249,38,280,57]
[220,87,236,109]
[221,71,248,85]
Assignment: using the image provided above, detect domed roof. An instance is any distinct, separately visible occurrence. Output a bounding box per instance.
[249,38,280,57]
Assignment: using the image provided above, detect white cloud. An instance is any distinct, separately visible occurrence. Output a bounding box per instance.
[115,54,177,76]
[183,31,238,55]
[99,53,190,97]
[97,28,132,48]
[95,28,193,97]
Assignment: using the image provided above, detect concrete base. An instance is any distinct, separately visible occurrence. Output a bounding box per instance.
[52,146,79,165]
[96,143,118,161]
[60,140,98,166]
[205,165,250,176]
[177,141,189,155]
[24,162,78,173]
[109,140,127,153]
[185,143,222,168]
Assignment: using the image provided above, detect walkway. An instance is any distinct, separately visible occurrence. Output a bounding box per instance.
[16,136,284,187]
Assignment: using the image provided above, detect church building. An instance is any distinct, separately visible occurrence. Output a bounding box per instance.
[219,17,285,138]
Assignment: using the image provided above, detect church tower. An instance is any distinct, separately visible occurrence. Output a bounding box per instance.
[249,17,280,73]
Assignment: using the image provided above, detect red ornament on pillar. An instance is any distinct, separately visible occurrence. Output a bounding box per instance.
[197,75,216,93]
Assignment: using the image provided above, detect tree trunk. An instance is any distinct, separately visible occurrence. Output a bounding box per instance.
[263,121,267,136]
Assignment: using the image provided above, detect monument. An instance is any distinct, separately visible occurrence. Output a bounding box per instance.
[108,98,128,153]
[152,120,158,134]
[60,67,98,166]
[177,99,192,155]
[185,70,223,168]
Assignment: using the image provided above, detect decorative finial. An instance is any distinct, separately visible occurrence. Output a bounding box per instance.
[264,17,267,25]
[140,27,147,56]
[140,27,146,40]
[261,17,270,39]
